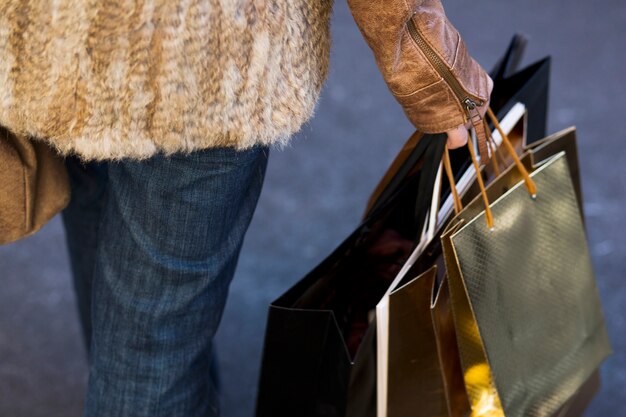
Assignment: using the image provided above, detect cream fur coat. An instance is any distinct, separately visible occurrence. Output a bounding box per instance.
[0,1,332,160]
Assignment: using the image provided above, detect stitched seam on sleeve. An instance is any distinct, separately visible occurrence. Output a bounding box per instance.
[392,73,444,98]
[416,117,465,133]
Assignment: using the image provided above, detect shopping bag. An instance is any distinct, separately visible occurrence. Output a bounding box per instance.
[255,131,446,417]
[384,266,468,417]
[440,112,612,417]
[256,38,554,417]
[377,124,592,417]
[377,102,529,417]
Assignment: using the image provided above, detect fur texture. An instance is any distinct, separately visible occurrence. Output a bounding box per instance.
[0,0,333,160]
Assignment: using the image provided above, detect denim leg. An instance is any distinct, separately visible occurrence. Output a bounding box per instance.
[84,146,269,417]
[62,157,109,354]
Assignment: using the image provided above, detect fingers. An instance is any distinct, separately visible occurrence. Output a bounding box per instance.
[446,124,469,149]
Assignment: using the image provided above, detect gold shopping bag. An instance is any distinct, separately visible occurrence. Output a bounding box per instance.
[440,111,612,417]
[379,103,530,417]
[384,265,469,417]
[382,124,595,417]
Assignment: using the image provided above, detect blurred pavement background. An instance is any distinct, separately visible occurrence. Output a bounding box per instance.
[1,0,624,416]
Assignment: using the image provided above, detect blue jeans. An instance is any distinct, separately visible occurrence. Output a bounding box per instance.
[62,146,269,417]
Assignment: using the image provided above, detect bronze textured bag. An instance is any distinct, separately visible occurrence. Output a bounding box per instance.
[370,119,605,417]
[440,113,612,417]
[0,126,70,245]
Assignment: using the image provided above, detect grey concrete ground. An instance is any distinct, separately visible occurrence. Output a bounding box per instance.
[1,1,624,416]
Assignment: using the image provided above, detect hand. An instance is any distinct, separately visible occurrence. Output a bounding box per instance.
[445,124,471,149]
[445,74,493,149]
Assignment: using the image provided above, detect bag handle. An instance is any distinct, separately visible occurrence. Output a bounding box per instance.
[417,105,531,247]
[445,108,537,229]
[484,118,507,177]
[419,120,503,243]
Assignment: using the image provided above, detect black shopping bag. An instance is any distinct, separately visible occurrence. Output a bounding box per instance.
[257,132,446,417]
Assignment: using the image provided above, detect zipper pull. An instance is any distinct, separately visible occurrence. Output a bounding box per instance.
[464,98,491,165]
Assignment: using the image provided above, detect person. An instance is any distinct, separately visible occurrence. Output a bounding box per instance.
[0,0,492,415]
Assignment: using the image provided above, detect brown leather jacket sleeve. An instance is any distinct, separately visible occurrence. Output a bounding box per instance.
[347,0,492,133]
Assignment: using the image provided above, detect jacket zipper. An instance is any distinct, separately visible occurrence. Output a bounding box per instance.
[406,16,483,123]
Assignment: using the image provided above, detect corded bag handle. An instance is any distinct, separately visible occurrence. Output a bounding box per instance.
[445,108,537,229]
[416,104,532,248]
